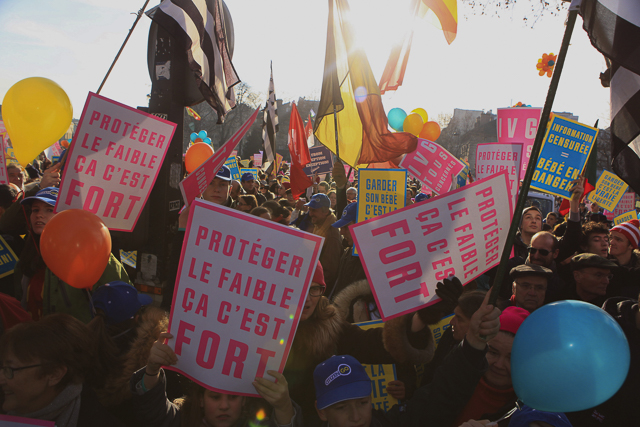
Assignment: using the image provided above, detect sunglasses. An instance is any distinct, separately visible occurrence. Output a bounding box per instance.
[527,247,550,256]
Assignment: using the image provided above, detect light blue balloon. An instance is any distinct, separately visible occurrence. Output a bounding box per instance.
[388,108,407,132]
[204,137,212,145]
[190,132,198,142]
[198,130,208,139]
[511,300,630,413]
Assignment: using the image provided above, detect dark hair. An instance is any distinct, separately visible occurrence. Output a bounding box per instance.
[582,221,610,238]
[250,207,271,218]
[238,194,258,211]
[262,200,289,219]
[0,313,105,389]
[457,290,486,319]
[0,184,18,209]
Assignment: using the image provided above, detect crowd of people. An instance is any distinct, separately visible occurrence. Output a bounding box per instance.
[0,154,638,427]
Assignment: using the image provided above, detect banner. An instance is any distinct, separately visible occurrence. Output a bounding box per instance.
[225,156,242,181]
[613,211,636,226]
[589,170,629,212]
[356,320,398,412]
[0,136,8,185]
[181,109,259,206]
[55,93,176,231]
[239,168,259,180]
[496,107,542,180]
[456,159,469,188]
[606,192,636,220]
[475,143,523,202]
[0,235,18,279]
[0,415,54,427]
[168,199,323,395]
[302,146,334,176]
[530,116,598,199]
[351,171,513,320]
[399,139,466,195]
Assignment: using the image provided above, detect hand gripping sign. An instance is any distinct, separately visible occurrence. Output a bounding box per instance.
[169,199,323,395]
[56,93,177,231]
[351,171,513,320]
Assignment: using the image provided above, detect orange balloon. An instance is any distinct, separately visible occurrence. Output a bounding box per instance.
[419,121,441,141]
[60,140,69,148]
[40,210,112,289]
[403,113,424,136]
[185,142,214,173]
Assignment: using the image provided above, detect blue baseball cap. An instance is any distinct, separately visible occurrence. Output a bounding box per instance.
[21,187,59,207]
[508,405,572,427]
[305,193,331,209]
[314,355,371,410]
[414,193,430,203]
[241,172,255,182]
[92,281,153,325]
[215,165,232,181]
[332,202,358,228]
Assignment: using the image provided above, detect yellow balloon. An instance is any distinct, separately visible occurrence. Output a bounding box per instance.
[403,113,424,136]
[2,77,73,166]
[411,108,429,123]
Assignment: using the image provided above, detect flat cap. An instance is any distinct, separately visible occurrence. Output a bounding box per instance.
[571,253,618,270]
[510,264,553,280]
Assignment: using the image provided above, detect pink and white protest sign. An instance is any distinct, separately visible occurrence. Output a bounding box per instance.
[399,139,466,195]
[475,143,523,202]
[0,415,55,427]
[496,108,542,180]
[180,108,259,206]
[55,93,176,231]
[168,199,324,395]
[0,136,8,185]
[351,171,513,320]
[608,192,636,219]
[253,152,263,167]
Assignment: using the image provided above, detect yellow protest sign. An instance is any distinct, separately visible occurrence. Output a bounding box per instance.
[613,210,636,226]
[589,170,629,212]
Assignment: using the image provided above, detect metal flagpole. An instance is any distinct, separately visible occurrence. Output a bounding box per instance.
[489,8,579,305]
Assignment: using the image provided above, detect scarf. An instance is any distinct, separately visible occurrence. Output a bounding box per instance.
[313,213,337,239]
[12,383,83,427]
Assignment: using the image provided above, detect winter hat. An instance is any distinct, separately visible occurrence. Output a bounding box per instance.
[610,219,640,249]
[312,262,326,287]
[499,306,529,335]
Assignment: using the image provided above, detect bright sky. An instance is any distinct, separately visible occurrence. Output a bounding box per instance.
[0,0,610,129]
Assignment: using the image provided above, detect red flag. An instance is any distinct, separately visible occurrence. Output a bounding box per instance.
[288,103,313,200]
[559,179,595,216]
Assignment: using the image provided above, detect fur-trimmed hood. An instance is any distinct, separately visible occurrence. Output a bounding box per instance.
[97,306,168,407]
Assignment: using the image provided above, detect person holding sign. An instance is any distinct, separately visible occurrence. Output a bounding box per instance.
[15,188,130,323]
[130,332,301,427]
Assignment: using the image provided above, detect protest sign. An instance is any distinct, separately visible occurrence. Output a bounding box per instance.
[456,159,469,188]
[180,109,259,206]
[354,168,406,256]
[0,235,18,279]
[613,211,636,226]
[0,415,54,427]
[0,136,7,185]
[475,143,523,202]
[240,168,259,180]
[239,159,250,168]
[356,320,399,412]
[430,314,453,348]
[344,163,356,182]
[254,152,263,167]
[120,249,137,268]
[351,171,513,320]
[606,192,636,220]
[302,146,334,176]
[55,93,176,231]
[589,170,629,212]
[399,139,466,195]
[496,107,542,180]
[168,199,323,395]
[530,116,598,199]
[225,156,242,181]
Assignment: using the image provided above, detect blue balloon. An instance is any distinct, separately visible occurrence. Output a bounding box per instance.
[204,137,212,145]
[198,130,208,139]
[388,108,407,132]
[190,132,198,142]
[511,300,630,413]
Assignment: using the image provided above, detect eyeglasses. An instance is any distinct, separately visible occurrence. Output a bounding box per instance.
[1,364,43,379]
[309,285,326,297]
[528,247,550,257]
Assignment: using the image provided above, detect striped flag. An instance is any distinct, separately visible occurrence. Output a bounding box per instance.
[580,0,640,193]
[147,0,240,122]
[262,62,279,163]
